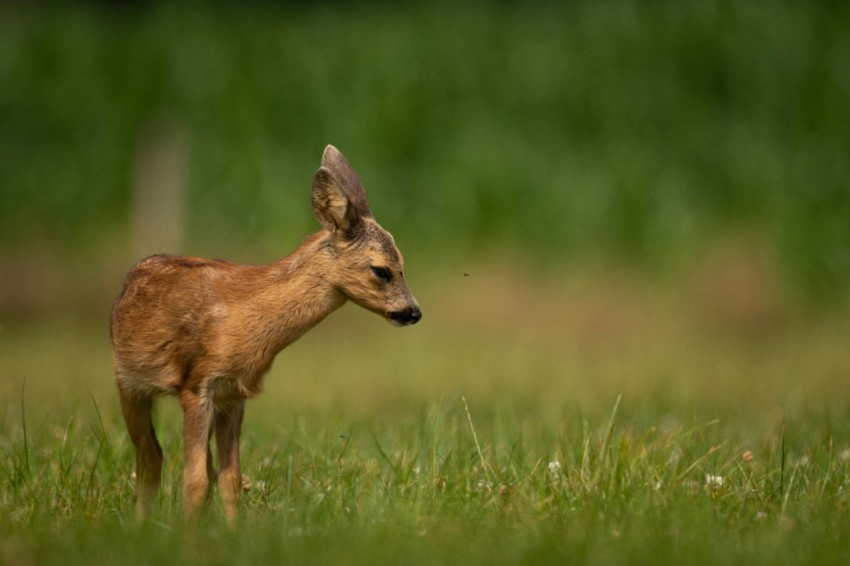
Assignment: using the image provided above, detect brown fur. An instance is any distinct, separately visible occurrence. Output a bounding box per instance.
[111,146,420,522]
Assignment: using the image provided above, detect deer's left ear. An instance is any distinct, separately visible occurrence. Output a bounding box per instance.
[312,166,363,238]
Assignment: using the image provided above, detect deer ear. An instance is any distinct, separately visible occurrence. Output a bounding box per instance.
[320,145,371,218]
[312,166,362,238]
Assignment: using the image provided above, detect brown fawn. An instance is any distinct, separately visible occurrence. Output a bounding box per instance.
[111,145,421,522]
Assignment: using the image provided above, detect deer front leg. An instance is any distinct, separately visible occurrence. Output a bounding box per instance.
[180,390,215,520]
[216,400,245,524]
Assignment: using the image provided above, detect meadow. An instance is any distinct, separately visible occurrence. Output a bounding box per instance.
[2,263,850,565]
[2,1,850,564]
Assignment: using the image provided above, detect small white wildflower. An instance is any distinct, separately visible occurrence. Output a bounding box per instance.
[705,474,724,489]
[548,460,562,473]
[839,448,850,462]
[477,479,492,492]
[799,456,810,467]
[653,480,663,492]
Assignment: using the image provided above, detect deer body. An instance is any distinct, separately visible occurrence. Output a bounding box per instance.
[111,146,420,522]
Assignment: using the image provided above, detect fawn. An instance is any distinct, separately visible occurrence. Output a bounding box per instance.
[111,145,421,522]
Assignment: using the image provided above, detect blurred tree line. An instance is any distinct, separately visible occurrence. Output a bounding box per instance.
[1,1,848,302]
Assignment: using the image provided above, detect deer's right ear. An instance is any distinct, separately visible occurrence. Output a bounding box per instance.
[312,167,361,238]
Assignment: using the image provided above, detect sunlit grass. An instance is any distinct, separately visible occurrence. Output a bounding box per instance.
[2,267,850,564]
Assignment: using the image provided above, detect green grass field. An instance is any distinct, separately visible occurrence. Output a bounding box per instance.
[2,3,850,562]
[2,265,849,564]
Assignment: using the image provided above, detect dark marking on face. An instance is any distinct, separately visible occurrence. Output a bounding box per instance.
[373,230,401,264]
[357,221,400,263]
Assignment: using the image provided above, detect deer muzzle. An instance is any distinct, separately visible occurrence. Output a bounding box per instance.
[388,305,422,326]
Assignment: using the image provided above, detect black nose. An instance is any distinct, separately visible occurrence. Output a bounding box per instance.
[390,306,422,325]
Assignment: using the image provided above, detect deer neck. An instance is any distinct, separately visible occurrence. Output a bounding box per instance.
[259,232,346,350]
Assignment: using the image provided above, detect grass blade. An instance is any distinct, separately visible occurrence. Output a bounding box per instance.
[462,395,495,481]
[20,380,30,480]
[591,394,621,489]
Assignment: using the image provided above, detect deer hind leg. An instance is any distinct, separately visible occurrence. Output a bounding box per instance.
[117,381,163,519]
[179,390,215,520]
[215,400,245,524]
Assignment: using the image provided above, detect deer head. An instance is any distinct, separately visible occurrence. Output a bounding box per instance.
[311,145,421,326]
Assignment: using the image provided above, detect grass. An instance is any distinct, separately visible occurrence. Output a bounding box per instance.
[2,265,850,564]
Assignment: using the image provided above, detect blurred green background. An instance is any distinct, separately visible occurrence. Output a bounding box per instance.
[1,0,849,313]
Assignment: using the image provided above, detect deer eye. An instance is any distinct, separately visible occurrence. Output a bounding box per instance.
[370,266,392,283]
